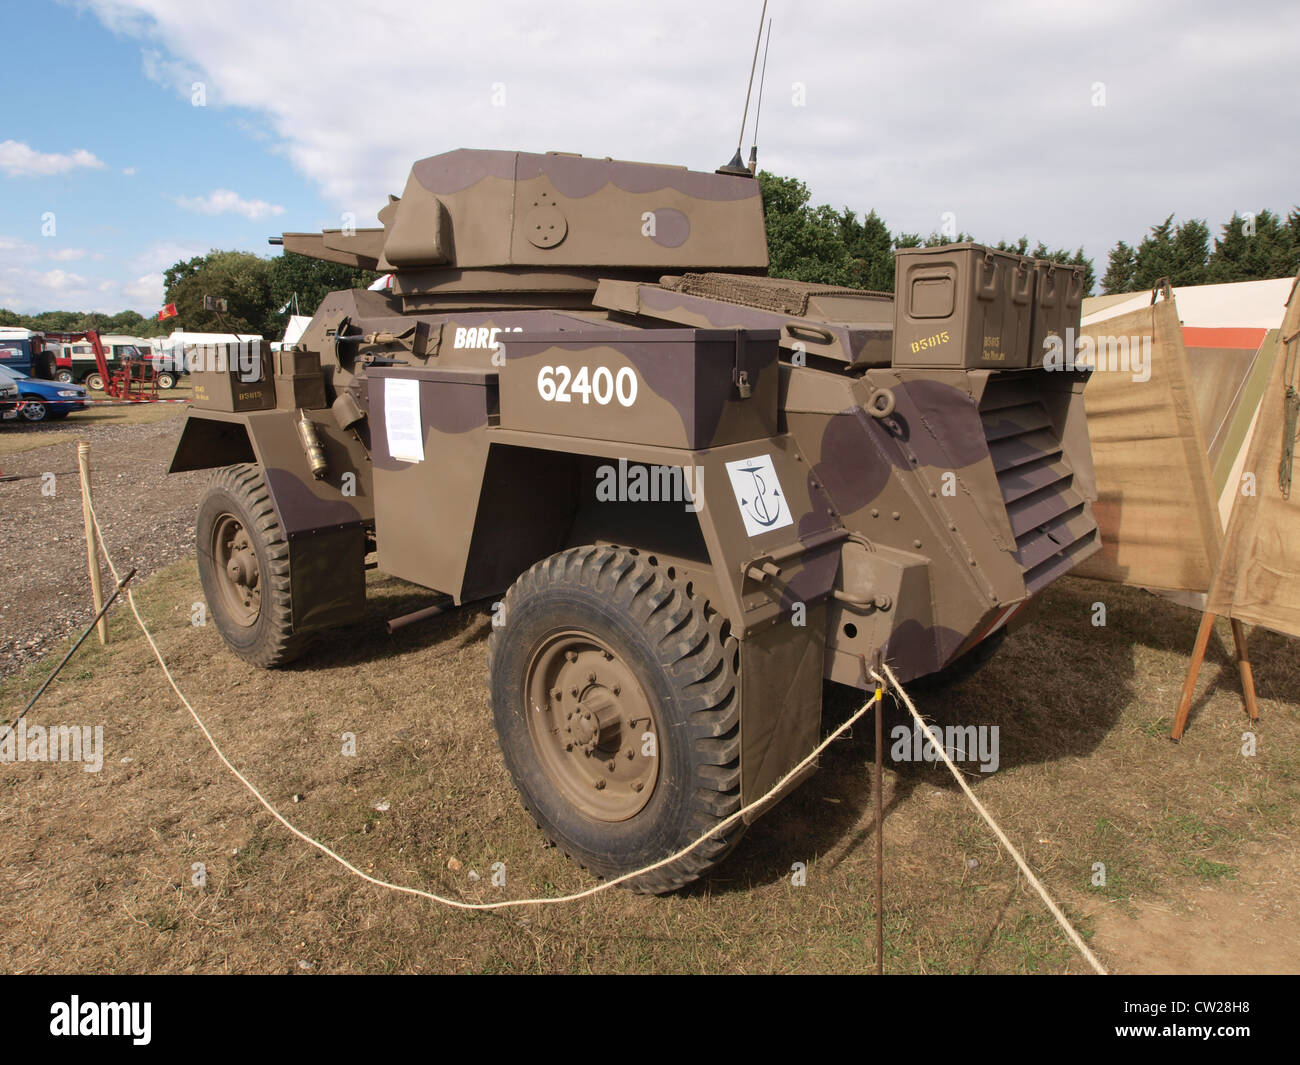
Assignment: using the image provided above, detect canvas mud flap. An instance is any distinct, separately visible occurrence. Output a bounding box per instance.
[739,604,828,822]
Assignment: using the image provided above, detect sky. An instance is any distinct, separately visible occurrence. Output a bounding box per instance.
[0,0,1296,315]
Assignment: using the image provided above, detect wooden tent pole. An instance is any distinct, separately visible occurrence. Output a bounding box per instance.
[1172,610,1261,739]
[1229,618,1261,724]
[1172,611,1216,739]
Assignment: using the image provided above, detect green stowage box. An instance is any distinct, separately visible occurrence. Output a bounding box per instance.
[189,347,275,412]
[893,243,1035,369]
[1028,260,1086,367]
[274,372,328,410]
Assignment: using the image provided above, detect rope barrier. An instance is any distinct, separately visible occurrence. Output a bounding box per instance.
[77,491,1106,972]
[870,661,1107,975]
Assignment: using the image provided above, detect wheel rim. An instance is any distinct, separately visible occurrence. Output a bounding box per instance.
[56,372,72,383]
[20,401,46,422]
[87,374,103,391]
[210,513,261,626]
[525,630,660,821]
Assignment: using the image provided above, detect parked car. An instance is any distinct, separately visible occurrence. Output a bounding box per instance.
[0,364,88,422]
[0,372,18,419]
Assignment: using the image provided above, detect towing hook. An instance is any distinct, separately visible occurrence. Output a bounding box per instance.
[867,387,896,419]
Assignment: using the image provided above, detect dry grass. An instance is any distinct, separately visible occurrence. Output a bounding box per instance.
[1,562,1297,974]
[0,384,190,456]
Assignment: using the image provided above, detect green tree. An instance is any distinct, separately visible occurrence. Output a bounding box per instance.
[1207,209,1300,283]
[758,171,853,285]
[163,250,277,335]
[837,208,895,291]
[268,252,380,323]
[1101,240,1137,294]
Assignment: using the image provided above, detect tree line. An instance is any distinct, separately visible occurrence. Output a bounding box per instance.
[4,177,1297,331]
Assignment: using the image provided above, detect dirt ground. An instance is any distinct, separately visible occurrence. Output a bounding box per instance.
[1,412,1297,974]
[0,394,201,676]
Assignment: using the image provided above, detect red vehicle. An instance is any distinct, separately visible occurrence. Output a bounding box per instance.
[43,331,161,403]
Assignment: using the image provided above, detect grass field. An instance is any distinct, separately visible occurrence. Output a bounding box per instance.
[1,556,1297,974]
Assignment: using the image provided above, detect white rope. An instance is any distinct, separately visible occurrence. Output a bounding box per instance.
[79,488,1108,972]
[871,661,1107,975]
[85,492,880,911]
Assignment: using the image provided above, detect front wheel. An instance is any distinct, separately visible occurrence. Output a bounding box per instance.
[55,370,73,384]
[85,372,105,392]
[156,372,176,389]
[196,464,311,668]
[19,398,48,422]
[488,546,745,894]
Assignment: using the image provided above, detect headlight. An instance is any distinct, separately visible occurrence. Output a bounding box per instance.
[57,390,80,397]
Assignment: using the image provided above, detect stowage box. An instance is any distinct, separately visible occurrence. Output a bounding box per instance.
[1028,259,1087,367]
[893,243,1035,370]
[498,327,780,449]
[190,346,275,412]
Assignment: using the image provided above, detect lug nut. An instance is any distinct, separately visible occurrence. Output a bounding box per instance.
[565,651,577,662]
[588,672,596,683]
[594,779,606,790]
[632,782,644,793]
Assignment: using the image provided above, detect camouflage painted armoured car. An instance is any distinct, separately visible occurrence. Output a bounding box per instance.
[170,149,1098,892]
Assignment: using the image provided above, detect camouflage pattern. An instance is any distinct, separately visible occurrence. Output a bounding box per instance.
[170,148,1100,810]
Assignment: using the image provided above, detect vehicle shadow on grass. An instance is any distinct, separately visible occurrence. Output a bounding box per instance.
[686,574,1149,897]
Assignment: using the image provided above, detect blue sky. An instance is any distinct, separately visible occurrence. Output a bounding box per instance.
[0,1,323,314]
[1,0,1297,315]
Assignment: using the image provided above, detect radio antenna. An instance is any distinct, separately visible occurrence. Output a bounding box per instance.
[748,17,773,173]
[717,0,769,175]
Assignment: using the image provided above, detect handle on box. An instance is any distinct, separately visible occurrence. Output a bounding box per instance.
[1012,259,1034,305]
[977,253,999,300]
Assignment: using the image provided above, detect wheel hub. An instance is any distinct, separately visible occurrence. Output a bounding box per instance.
[527,632,659,821]
[211,515,261,626]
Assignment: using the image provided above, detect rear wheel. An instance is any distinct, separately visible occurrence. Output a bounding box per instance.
[85,372,104,392]
[488,545,745,894]
[55,370,73,384]
[196,463,311,668]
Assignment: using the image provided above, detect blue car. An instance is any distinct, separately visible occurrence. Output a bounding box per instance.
[0,363,88,423]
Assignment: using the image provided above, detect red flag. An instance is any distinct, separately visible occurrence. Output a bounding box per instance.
[157,302,178,321]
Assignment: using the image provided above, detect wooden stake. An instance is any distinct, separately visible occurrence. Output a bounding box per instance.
[77,442,106,645]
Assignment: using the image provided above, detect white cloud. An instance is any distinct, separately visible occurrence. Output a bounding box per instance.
[122,273,164,309]
[46,248,90,262]
[77,0,1300,270]
[173,188,285,220]
[131,239,208,274]
[122,166,137,176]
[0,140,107,178]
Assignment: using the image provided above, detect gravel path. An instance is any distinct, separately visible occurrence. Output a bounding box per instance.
[0,417,204,676]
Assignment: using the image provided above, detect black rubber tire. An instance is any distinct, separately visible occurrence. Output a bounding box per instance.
[85,373,104,392]
[18,397,48,422]
[196,463,311,668]
[488,545,745,894]
[31,351,56,380]
[156,372,176,389]
[55,370,73,384]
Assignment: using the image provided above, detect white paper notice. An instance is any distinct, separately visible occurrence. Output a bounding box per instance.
[384,377,424,463]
